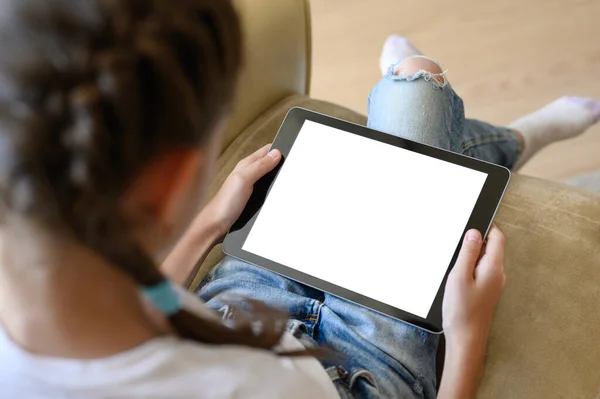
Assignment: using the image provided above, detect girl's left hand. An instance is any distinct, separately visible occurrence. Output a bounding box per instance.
[202,143,282,239]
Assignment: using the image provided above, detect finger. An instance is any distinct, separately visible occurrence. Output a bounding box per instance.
[452,229,483,279]
[475,225,506,281]
[239,149,281,183]
[482,223,498,255]
[482,225,505,263]
[234,144,272,171]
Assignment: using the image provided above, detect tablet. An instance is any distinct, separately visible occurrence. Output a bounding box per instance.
[223,107,510,333]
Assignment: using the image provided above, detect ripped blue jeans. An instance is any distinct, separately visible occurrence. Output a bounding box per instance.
[197,58,522,398]
[368,57,521,167]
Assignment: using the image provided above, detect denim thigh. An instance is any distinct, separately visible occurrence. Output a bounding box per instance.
[197,257,439,399]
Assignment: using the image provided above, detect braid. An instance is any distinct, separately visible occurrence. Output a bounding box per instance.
[0,0,302,353]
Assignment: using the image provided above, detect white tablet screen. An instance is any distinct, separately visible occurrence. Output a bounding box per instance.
[243,120,488,318]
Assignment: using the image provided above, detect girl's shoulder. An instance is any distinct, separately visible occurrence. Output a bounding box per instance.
[0,323,338,398]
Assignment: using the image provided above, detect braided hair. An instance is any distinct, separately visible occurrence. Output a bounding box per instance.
[0,0,289,351]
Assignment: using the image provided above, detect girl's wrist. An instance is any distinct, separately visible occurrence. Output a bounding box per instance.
[190,207,228,245]
[445,326,489,354]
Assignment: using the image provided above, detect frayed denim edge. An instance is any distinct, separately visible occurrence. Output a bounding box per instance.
[385,55,448,88]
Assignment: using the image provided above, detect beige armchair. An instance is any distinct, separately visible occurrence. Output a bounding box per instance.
[193,1,600,397]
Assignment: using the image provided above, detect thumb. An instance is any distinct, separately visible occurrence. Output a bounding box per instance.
[453,229,483,279]
[241,149,281,183]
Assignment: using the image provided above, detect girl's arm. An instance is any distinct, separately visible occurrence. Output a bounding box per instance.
[161,209,225,286]
[438,335,488,399]
[438,226,506,399]
[161,144,282,285]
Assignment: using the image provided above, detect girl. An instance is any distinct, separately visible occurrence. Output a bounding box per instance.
[1,1,599,398]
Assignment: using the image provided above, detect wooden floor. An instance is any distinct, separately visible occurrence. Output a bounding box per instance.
[309,0,600,182]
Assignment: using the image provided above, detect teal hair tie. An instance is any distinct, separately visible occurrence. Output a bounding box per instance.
[142,280,181,316]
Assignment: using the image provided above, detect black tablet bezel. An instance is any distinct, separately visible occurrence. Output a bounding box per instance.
[222,107,510,333]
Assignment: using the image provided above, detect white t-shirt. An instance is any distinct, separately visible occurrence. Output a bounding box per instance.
[0,289,339,399]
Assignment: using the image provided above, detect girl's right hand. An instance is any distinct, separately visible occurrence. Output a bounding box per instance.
[202,144,282,239]
[442,225,506,346]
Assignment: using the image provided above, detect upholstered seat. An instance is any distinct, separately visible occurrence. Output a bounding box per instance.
[192,2,600,397]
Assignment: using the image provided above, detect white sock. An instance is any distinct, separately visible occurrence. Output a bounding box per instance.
[379,35,422,76]
[510,96,600,169]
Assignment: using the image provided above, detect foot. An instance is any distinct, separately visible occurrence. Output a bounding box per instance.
[379,35,422,76]
[510,96,600,169]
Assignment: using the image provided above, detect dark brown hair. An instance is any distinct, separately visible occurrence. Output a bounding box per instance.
[0,0,293,351]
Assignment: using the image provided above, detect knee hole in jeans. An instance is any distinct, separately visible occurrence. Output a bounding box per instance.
[393,56,446,86]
